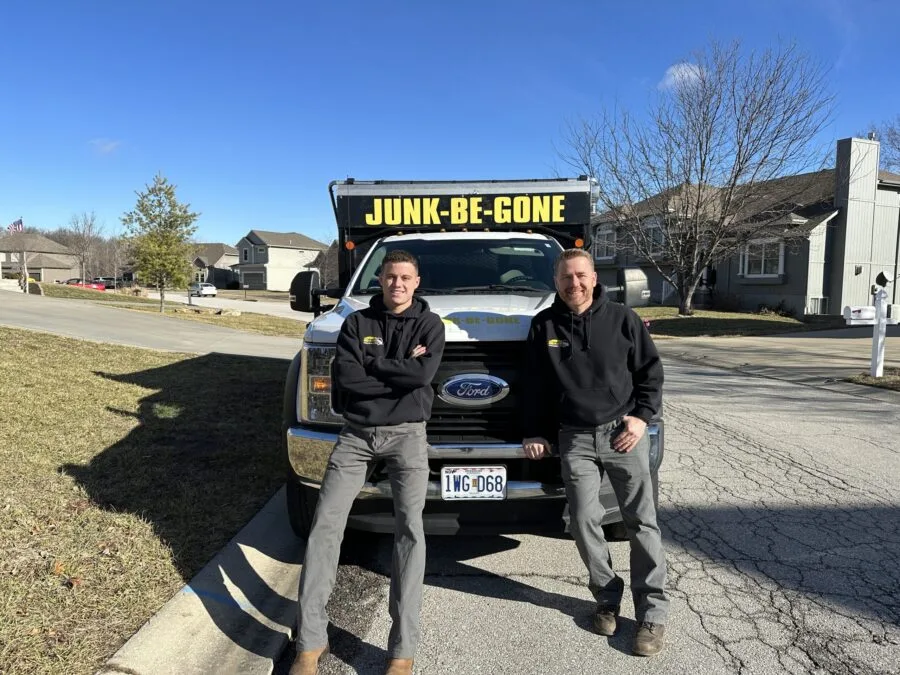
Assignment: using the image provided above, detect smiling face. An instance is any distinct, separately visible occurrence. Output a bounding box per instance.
[554,254,597,314]
[379,261,420,313]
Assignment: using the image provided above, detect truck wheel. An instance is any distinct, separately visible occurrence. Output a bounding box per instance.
[286,479,317,540]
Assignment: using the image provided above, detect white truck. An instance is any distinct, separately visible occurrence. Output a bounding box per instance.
[284,178,663,538]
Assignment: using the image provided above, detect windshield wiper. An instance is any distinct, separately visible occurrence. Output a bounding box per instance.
[451,284,547,294]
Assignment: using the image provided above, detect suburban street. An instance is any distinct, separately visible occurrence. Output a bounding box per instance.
[3,292,899,673]
[279,362,900,675]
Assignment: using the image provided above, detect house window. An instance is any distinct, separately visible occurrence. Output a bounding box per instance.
[644,224,665,255]
[242,248,249,262]
[257,246,265,254]
[593,229,615,259]
[739,239,784,277]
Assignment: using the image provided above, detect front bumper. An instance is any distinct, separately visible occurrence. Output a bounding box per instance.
[286,427,565,500]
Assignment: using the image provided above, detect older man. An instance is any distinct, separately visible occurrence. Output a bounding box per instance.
[522,248,668,656]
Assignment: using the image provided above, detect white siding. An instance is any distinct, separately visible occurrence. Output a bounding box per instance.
[264,247,323,291]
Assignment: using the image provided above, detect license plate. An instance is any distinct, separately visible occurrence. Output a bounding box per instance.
[440,466,507,500]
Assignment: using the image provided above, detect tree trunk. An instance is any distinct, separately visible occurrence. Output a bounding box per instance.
[678,276,704,316]
[159,282,165,313]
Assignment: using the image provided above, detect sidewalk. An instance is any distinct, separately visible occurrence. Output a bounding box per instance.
[655,325,900,404]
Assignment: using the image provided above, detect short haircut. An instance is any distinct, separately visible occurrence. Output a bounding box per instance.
[554,248,595,274]
[381,249,419,273]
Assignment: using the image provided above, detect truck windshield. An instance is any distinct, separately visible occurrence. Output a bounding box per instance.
[352,238,561,295]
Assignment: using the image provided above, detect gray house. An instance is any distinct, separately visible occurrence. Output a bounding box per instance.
[0,233,79,283]
[191,243,239,288]
[592,137,900,317]
[234,230,329,291]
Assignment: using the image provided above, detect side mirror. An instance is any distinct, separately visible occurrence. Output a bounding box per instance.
[290,271,321,313]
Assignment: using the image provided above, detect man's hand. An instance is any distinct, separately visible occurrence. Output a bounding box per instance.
[523,437,550,460]
[410,345,427,358]
[612,415,647,453]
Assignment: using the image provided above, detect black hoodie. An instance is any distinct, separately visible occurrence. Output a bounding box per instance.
[522,285,663,440]
[331,295,446,427]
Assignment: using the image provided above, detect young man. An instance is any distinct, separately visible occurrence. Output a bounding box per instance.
[521,248,668,656]
[291,250,445,675]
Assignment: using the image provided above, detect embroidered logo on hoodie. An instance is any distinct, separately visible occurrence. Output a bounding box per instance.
[547,338,570,348]
[362,336,384,346]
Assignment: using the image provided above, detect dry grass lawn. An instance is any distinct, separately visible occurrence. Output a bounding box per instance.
[846,367,900,391]
[112,304,307,338]
[635,306,843,338]
[0,327,289,674]
[40,284,158,305]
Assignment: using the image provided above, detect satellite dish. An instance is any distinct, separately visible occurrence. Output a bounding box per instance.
[875,271,890,287]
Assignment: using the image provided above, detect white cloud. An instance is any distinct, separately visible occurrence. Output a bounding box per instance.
[88,138,122,155]
[658,62,702,90]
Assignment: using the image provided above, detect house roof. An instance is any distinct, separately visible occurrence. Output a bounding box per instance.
[879,170,900,186]
[244,230,328,250]
[193,243,238,266]
[5,252,73,269]
[0,232,73,255]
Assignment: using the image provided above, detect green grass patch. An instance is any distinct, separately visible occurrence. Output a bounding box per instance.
[635,306,844,338]
[846,368,900,391]
[0,327,289,674]
[112,304,307,338]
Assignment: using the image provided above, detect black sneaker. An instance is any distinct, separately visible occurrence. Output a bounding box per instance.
[592,604,620,636]
[633,621,665,656]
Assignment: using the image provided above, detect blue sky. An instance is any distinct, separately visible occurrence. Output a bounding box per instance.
[1,0,898,247]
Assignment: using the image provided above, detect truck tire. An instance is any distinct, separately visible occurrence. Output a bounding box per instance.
[286,478,317,540]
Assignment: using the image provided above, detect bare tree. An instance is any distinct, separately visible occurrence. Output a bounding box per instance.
[57,212,104,280]
[873,115,900,171]
[561,41,834,314]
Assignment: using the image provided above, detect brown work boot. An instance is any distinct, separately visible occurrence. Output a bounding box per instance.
[592,604,620,636]
[288,643,329,675]
[632,621,665,656]
[385,657,414,675]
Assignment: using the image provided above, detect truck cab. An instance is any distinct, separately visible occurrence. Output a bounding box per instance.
[284,178,663,538]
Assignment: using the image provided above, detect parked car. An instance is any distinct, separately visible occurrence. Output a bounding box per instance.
[189,282,217,297]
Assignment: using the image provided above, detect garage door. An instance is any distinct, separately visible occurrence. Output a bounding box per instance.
[242,273,265,289]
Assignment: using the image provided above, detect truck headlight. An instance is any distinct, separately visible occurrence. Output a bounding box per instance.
[299,343,343,426]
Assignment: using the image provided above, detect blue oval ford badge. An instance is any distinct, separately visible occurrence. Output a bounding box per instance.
[438,374,510,407]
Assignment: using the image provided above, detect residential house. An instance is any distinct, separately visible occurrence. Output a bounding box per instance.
[234,230,329,291]
[591,136,900,317]
[191,243,239,288]
[0,233,79,283]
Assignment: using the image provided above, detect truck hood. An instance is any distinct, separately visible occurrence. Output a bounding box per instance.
[304,292,555,344]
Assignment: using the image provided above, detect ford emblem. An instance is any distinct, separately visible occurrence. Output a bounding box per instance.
[438,374,510,407]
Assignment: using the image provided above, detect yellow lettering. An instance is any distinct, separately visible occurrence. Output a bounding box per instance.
[494,196,511,224]
[513,196,529,223]
[365,199,383,226]
[532,196,550,223]
[402,198,420,225]
[423,198,440,225]
[450,197,468,225]
[552,195,565,222]
[383,198,401,226]
[469,197,483,224]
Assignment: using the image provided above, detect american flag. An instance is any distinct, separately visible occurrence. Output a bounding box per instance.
[7,218,23,232]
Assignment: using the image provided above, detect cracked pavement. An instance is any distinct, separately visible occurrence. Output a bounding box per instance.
[277,359,899,674]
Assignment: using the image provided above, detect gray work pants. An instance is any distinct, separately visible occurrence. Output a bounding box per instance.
[296,421,429,659]
[560,419,669,624]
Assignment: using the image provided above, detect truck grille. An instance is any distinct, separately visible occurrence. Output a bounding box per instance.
[427,341,526,443]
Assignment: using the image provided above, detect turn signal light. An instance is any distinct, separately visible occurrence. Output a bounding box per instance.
[345,241,355,250]
[575,238,584,248]
[309,375,331,393]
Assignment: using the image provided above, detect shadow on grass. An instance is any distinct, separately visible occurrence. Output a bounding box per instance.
[63,352,302,660]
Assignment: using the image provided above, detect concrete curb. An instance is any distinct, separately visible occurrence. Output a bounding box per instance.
[97,487,303,675]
